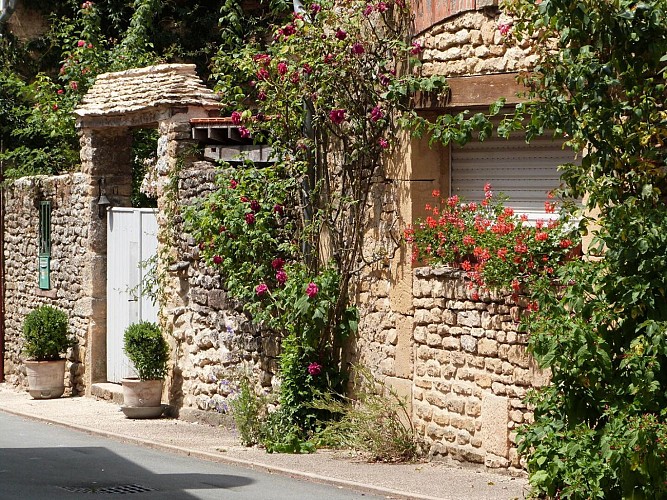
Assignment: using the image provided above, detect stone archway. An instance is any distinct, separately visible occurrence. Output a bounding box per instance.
[74,64,219,394]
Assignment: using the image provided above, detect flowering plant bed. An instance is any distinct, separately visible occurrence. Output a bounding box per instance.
[405,184,580,298]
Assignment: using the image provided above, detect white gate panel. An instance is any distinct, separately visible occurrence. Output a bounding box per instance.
[107,208,158,383]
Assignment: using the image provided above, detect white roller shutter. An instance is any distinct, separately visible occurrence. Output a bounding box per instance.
[451,134,576,220]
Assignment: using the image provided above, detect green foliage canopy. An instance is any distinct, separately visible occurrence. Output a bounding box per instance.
[503,0,667,496]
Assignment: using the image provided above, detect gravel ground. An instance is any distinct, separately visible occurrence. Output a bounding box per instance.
[0,384,528,500]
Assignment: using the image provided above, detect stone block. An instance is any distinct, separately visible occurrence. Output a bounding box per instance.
[451,351,466,366]
[491,382,508,396]
[458,310,481,327]
[414,326,428,344]
[445,395,466,414]
[433,409,450,426]
[450,414,475,433]
[431,279,444,297]
[465,399,482,417]
[442,335,460,350]
[416,401,433,420]
[456,430,471,445]
[470,327,485,338]
[460,335,477,353]
[426,360,441,377]
[417,345,432,360]
[415,378,432,389]
[475,373,492,388]
[426,333,442,347]
[414,308,430,325]
[427,423,446,440]
[485,454,510,469]
[425,391,447,409]
[477,338,499,357]
[480,393,510,458]
[442,308,457,325]
[507,345,530,368]
[509,409,524,423]
[395,315,414,379]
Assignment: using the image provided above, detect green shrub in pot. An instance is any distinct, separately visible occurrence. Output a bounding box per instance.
[22,305,73,361]
[123,321,169,381]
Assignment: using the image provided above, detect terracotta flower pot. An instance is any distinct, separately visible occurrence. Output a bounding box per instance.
[121,378,164,418]
[24,359,66,399]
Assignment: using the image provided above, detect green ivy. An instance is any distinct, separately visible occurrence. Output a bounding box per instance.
[502,0,667,496]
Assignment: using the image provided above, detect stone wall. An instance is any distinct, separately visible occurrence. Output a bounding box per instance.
[162,158,278,414]
[3,174,93,394]
[416,10,536,78]
[412,267,549,471]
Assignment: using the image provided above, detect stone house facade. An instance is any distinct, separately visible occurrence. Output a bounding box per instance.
[0,1,571,473]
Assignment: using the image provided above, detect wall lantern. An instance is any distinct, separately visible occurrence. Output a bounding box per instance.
[97,177,111,218]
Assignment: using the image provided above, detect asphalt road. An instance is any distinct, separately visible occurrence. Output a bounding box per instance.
[0,412,384,500]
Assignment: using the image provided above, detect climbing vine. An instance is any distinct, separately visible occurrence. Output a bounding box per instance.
[183,0,502,449]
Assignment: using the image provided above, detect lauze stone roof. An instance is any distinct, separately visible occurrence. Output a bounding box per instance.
[74,63,220,118]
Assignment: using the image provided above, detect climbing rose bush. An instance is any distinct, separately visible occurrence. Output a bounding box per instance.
[405,184,580,294]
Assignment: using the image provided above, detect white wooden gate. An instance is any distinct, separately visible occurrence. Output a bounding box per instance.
[106,208,159,383]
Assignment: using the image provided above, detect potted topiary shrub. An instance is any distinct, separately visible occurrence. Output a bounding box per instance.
[22,305,73,399]
[121,321,169,418]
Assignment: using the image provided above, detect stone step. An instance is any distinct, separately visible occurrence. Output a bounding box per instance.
[90,382,124,405]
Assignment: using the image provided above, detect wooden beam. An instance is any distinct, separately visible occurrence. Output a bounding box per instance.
[413,72,529,116]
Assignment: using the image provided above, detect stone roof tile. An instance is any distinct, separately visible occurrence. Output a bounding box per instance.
[74,64,220,118]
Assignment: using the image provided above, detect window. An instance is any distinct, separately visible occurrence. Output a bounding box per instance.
[450,134,576,220]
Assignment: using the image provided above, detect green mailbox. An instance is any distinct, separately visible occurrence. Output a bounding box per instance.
[38,255,50,290]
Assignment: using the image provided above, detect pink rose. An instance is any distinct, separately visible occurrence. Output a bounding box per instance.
[231,111,242,125]
[277,61,288,76]
[245,212,255,224]
[378,137,389,149]
[213,255,222,265]
[255,283,269,296]
[308,362,322,376]
[370,105,383,122]
[498,23,512,36]
[351,42,365,55]
[306,282,319,298]
[335,29,347,40]
[271,258,285,270]
[276,270,287,284]
[410,41,424,55]
[329,109,346,125]
[77,40,85,47]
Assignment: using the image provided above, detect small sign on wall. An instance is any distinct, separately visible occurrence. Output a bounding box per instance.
[38,255,50,290]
